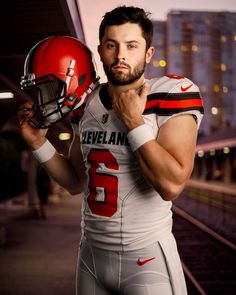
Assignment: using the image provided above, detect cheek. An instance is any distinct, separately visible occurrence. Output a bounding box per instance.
[100,51,113,64]
[130,52,146,66]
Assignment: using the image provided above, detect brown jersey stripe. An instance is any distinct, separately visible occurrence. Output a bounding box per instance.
[147,92,202,101]
[145,91,204,115]
[144,105,204,115]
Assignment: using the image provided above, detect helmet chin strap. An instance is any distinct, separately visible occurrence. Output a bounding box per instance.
[59,58,100,112]
[73,76,100,109]
[66,59,76,85]
[56,59,78,111]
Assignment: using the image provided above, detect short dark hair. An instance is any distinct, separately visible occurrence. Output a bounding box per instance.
[99,6,153,50]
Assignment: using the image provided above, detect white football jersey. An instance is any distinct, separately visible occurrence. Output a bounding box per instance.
[71,75,204,251]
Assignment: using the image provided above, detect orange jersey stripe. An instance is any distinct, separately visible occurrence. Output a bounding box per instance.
[146,98,203,109]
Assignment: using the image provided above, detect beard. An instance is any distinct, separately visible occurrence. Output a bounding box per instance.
[103,58,146,86]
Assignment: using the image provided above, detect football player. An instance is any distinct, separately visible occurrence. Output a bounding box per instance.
[19,6,204,295]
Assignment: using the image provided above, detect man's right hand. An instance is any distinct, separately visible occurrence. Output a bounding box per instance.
[18,101,48,150]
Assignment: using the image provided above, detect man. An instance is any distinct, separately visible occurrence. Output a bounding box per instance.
[19,6,204,295]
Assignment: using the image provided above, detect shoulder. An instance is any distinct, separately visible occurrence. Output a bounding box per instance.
[144,75,204,116]
[147,75,199,93]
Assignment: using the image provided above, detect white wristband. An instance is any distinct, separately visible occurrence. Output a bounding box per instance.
[127,124,155,152]
[32,140,56,163]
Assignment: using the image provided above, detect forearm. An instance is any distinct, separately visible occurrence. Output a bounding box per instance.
[30,139,86,195]
[41,152,86,195]
[134,140,193,200]
[19,103,87,195]
[126,116,197,201]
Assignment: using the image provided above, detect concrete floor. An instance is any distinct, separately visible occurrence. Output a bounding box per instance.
[0,193,82,295]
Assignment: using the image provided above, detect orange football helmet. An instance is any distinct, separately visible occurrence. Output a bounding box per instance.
[21,36,99,128]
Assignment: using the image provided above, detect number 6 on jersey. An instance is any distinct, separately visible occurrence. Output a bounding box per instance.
[87,149,119,217]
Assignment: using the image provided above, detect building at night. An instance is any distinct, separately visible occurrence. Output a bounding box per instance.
[146,11,236,137]
[145,21,167,79]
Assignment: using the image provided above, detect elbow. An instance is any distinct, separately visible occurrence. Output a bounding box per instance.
[67,180,86,196]
[69,173,88,196]
[160,184,184,201]
[153,180,186,201]
[147,167,192,201]
[160,168,193,201]
[68,187,84,196]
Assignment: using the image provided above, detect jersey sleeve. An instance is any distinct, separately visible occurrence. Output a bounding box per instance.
[144,76,204,129]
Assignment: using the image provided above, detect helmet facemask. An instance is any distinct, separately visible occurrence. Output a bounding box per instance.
[21,73,79,128]
[20,36,100,129]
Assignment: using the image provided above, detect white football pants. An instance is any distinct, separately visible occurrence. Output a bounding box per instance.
[76,234,187,295]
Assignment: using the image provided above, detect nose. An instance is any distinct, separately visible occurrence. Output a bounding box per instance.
[116,44,126,61]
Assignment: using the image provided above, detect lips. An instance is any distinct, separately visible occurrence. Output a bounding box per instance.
[111,62,130,71]
[113,65,128,70]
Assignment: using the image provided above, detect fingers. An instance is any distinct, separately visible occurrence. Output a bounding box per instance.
[18,102,34,126]
[19,101,33,111]
[139,83,150,100]
[112,83,150,115]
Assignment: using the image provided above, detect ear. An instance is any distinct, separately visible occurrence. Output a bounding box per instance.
[145,46,155,64]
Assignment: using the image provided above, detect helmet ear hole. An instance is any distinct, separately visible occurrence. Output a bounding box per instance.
[65,93,78,107]
[78,73,86,85]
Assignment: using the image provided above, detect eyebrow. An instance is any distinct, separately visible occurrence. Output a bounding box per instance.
[104,39,140,44]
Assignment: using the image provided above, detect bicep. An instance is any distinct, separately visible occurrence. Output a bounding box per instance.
[157,114,198,172]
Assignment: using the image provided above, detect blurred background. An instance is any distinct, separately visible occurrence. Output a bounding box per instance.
[0,1,236,294]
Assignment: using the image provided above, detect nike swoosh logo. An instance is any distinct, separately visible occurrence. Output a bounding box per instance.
[137,257,155,266]
[181,84,193,92]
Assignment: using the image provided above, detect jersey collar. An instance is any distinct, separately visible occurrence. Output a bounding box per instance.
[99,83,112,110]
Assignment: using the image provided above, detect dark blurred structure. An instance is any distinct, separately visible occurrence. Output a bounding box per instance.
[0,130,27,199]
[0,0,85,200]
[193,128,236,183]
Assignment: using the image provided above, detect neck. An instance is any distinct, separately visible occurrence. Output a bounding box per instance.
[107,75,145,97]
